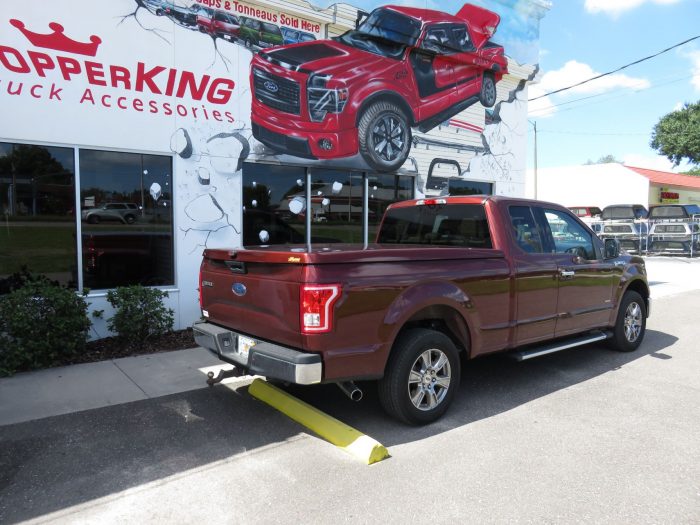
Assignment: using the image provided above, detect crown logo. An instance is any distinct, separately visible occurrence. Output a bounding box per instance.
[10,19,102,57]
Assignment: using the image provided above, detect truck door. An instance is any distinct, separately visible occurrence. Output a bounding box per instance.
[507,205,558,346]
[535,207,619,337]
[409,24,456,117]
[447,24,482,102]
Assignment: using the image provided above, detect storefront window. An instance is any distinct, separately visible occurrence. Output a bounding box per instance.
[79,150,173,289]
[0,143,77,288]
[242,163,414,246]
[449,179,493,196]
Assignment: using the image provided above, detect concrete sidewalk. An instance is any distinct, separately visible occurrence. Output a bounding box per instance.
[0,347,238,426]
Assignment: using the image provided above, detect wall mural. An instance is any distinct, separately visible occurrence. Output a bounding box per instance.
[0,0,545,326]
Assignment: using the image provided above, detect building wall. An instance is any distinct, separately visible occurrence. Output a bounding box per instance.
[0,0,547,333]
[648,185,700,206]
[529,163,651,208]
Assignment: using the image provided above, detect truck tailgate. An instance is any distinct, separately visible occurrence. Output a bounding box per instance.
[200,249,304,349]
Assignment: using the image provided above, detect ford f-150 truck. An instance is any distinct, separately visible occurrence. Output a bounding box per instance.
[194,196,650,424]
[250,3,507,172]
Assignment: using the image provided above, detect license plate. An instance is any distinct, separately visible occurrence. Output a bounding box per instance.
[237,335,256,360]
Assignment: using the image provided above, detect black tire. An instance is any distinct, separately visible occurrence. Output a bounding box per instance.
[358,100,411,172]
[479,73,497,107]
[378,328,461,425]
[608,291,646,352]
[124,214,136,225]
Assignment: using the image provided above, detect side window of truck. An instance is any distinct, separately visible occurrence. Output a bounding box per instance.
[541,208,596,260]
[508,206,544,253]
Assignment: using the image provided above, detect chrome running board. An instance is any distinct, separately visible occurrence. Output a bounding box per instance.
[511,330,610,361]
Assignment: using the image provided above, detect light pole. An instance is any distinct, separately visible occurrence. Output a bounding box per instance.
[528,120,538,199]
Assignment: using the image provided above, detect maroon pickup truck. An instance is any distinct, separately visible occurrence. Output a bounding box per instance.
[194,196,650,424]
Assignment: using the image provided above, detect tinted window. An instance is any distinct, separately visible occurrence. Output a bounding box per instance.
[378,203,492,248]
[359,8,421,47]
[262,22,280,35]
[508,205,544,253]
[602,206,636,220]
[80,150,173,289]
[0,143,77,289]
[449,179,492,196]
[542,208,596,260]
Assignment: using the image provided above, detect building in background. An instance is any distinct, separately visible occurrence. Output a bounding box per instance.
[0,0,549,335]
[530,163,700,209]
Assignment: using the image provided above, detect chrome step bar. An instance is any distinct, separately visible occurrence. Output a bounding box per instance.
[511,330,610,362]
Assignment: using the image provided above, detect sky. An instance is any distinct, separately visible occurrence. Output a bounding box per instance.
[527,0,700,172]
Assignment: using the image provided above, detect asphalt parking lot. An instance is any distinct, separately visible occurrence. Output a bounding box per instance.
[1,257,699,524]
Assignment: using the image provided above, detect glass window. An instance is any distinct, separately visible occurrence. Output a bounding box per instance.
[378,203,491,248]
[508,205,544,254]
[0,143,77,288]
[449,179,492,196]
[242,164,413,246]
[79,150,173,289]
[542,208,596,260]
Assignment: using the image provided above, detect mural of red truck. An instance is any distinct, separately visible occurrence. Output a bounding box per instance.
[250,3,507,171]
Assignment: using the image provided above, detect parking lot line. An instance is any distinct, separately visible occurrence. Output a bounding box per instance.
[248,379,390,465]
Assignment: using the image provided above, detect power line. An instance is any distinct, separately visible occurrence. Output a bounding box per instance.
[528,35,700,102]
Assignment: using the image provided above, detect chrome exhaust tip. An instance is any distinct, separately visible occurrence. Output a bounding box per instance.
[337,381,363,402]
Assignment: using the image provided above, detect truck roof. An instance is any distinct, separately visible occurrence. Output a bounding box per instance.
[386,5,466,25]
[386,194,566,210]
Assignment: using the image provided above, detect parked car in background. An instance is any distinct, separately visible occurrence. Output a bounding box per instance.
[602,204,648,221]
[280,27,316,44]
[240,17,283,49]
[193,4,216,32]
[81,203,140,225]
[198,10,241,41]
[647,204,700,255]
[569,206,602,219]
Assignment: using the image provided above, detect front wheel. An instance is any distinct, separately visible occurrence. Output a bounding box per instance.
[378,328,461,425]
[357,101,411,172]
[608,290,646,352]
[480,73,497,107]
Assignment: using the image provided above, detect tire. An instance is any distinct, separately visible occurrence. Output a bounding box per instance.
[358,101,411,172]
[479,73,497,107]
[378,328,461,425]
[608,291,646,352]
[124,214,136,225]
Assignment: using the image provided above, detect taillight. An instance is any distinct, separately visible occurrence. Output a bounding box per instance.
[300,284,341,334]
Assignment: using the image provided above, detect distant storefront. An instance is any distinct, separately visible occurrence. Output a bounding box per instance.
[0,0,548,334]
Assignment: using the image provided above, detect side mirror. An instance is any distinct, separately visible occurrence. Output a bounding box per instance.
[604,238,620,259]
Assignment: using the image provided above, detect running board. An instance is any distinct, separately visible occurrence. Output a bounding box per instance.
[511,331,610,362]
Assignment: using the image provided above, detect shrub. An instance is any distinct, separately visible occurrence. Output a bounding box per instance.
[0,280,90,376]
[106,286,174,349]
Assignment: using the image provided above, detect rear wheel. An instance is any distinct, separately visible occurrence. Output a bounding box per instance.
[479,73,497,107]
[608,290,646,352]
[378,328,461,425]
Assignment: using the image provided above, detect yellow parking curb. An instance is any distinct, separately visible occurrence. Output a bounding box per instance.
[248,378,390,465]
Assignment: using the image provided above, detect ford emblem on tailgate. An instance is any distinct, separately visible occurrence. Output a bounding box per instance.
[264,80,278,93]
[232,283,247,296]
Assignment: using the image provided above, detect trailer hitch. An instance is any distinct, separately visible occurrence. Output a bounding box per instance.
[206,367,246,386]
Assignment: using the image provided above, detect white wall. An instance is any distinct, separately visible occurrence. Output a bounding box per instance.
[526,163,651,207]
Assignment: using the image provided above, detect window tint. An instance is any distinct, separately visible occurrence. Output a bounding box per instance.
[242,164,414,246]
[450,26,472,52]
[508,205,544,253]
[0,143,77,289]
[543,209,596,260]
[80,150,173,289]
[378,204,491,248]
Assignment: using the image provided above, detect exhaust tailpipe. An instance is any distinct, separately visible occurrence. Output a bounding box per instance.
[337,381,363,402]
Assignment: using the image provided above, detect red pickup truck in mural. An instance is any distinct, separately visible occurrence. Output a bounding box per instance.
[193,196,650,424]
[250,4,508,172]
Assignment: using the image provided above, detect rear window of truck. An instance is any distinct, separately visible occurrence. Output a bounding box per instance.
[377,204,492,248]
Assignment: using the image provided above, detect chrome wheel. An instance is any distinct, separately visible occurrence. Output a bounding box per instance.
[371,115,406,162]
[407,348,451,411]
[624,301,643,343]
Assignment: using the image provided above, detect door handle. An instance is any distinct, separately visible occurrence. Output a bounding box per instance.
[559,269,575,278]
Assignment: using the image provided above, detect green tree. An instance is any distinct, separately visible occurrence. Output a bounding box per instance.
[584,154,621,165]
[650,102,700,167]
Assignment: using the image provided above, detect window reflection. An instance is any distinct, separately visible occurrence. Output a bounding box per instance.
[242,163,414,246]
[79,150,173,289]
[0,143,76,288]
